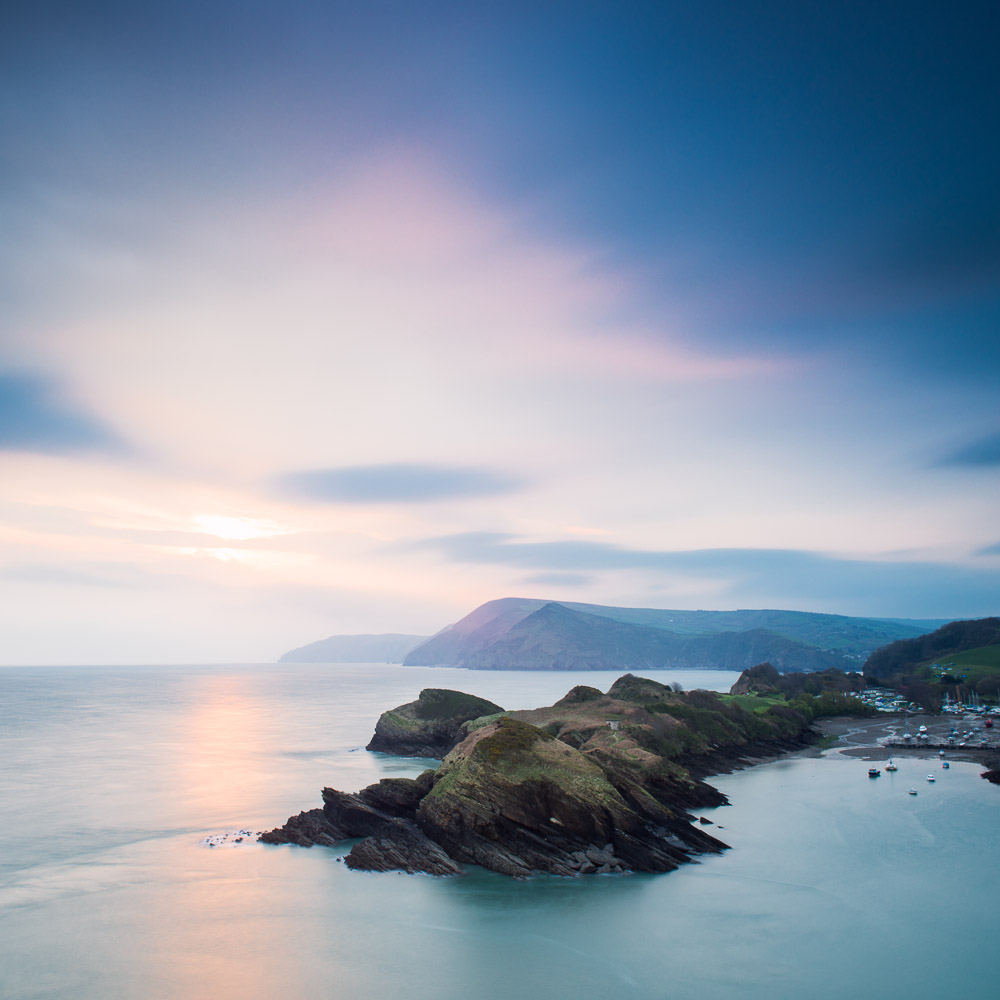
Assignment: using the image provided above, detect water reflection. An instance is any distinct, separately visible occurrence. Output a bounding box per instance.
[4,665,998,1000]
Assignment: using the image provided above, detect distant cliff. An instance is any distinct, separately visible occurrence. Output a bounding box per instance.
[403,597,949,673]
[279,633,428,663]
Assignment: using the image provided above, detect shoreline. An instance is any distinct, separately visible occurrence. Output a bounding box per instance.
[807,714,1000,766]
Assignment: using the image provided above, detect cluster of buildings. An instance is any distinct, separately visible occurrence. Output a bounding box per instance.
[854,688,915,713]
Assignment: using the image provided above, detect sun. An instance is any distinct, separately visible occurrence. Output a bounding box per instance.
[192,514,291,541]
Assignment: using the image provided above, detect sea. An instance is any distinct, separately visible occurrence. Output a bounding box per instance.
[2,663,998,1000]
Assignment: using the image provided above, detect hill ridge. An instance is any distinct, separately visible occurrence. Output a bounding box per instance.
[402,598,951,672]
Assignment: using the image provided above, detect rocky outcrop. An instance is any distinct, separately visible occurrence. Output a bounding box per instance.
[344,818,464,875]
[263,714,731,877]
[263,674,842,877]
[260,671,871,877]
[365,688,505,757]
[414,718,727,877]
[258,807,345,847]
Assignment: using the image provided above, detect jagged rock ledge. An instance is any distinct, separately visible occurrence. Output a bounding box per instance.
[261,675,825,878]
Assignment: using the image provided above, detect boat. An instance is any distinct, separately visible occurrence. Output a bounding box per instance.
[908,788,918,795]
[926,774,935,782]
[886,759,898,771]
[919,725,927,733]
[868,768,881,777]
[942,761,950,768]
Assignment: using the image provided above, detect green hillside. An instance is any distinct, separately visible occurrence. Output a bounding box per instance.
[926,644,1000,686]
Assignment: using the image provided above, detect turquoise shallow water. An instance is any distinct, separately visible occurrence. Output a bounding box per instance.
[2,664,997,1000]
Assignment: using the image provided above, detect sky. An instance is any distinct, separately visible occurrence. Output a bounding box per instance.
[1,0,999,664]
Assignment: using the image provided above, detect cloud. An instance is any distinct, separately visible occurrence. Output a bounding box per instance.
[0,562,148,589]
[276,463,525,503]
[414,532,1000,618]
[522,572,593,587]
[978,542,1000,556]
[0,372,126,455]
[934,431,1000,469]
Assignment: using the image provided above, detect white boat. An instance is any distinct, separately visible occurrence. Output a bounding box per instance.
[908,788,918,795]
[926,774,935,782]
[886,759,898,771]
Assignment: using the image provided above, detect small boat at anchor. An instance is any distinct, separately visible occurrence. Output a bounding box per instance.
[868,768,881,777]
[926,774,936,782]
[908,788,918,795]
[942,761,950,768]
[886,759,898,771]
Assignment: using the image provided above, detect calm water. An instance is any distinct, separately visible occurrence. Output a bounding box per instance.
[2,664,998,1000]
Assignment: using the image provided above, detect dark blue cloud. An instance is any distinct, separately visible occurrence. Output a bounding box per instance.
[277,464,524,503]
[935,432,1000,468]
[5,1,999,391]
[0,373,125,454]
[414,533,1000,618]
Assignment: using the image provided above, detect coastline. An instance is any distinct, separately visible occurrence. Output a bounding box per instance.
[806,714,1000,767]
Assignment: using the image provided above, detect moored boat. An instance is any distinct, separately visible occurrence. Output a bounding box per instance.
[868,767,881,777]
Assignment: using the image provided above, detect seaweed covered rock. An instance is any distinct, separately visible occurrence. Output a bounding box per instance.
[365,688,504,758]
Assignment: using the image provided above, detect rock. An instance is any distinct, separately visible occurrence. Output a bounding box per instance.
[413,717,699,877]
[345,818,464,875]
[365,688,505,758]
[357,772,435,819]
[259,808,346,847]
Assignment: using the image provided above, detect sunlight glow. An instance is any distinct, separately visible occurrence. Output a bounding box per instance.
[192,514,293,541]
